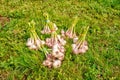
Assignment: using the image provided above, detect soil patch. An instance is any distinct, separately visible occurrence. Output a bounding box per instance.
[0,15,10,27]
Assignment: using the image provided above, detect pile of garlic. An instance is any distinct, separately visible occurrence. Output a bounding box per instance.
[43,32,66,68]
[26,14,89,68]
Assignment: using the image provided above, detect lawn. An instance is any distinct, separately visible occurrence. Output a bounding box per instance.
[0,0,120,80]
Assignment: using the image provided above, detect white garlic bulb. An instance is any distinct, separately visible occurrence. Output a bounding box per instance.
[43,60,52,68]
[73,37,78,43]
[26,38,34,47]
[53,60,61,68]
[29,44,38,50]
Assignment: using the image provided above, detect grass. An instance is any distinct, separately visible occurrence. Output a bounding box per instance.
[0,0,120,80]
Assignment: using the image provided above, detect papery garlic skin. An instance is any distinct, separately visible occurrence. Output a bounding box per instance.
[29,44,38,50]
[57,35,66,46]
[46,54,53,61]
[41,40,45,45]
[83,45,88,51]
[59,46,65,53]
[35,39,41,47]
[52,52,64,58]
[52,44,59,53]
[45,38,53,47]
[73,48,79,54]
[43,60,53,68]
[72,44,78,54]
[35,39,45,47]
[57,53,64,61]
[26,38,34,47]
[72,44,76,49]
[78,48,86,54]
[53,60,61,68]
[61,40,66,46]
[73,37,78,43]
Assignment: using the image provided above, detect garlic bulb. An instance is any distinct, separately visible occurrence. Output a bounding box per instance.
[26,38,34,47]
[35,39,41,47]
[43,60,52,68]
[57,54,64,61]
[53,60,61,68]
[78,48,86,54]
[52,52,64,58]
[29,44,38,50]
[73,37,78,43]
[52,44,59,53]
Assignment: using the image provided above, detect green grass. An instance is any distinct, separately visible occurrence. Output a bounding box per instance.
[0,0,120,80]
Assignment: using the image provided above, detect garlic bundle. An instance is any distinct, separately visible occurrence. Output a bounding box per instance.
[26,20,45,50]
[72,41,88,54]
[72,26,89,54]
[26,14,90,69]
[65,16,78,39]
[41,13,58,34]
